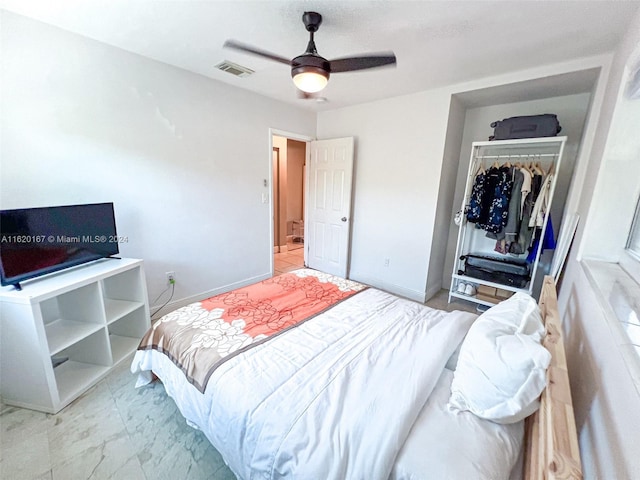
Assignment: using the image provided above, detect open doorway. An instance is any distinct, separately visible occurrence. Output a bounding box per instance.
[272,134,307,275]
[270,131,355,278]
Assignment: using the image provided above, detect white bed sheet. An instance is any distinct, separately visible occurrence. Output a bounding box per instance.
[132,287,520,480]
[391,368,524,480]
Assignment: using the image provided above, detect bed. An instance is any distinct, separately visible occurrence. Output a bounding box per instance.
[131,269,581,480]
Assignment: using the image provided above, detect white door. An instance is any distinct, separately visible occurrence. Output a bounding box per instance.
[306,137,354,277]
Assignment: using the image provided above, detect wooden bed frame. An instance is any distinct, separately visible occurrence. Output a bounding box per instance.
[524,276,583,479]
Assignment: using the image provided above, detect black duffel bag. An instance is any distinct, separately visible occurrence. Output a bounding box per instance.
[460,254,530,288]
[489,114,561,141]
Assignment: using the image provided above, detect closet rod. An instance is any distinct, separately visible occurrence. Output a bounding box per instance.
[474,153,558,160]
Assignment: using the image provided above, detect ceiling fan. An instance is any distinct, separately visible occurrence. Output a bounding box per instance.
[223,11,396,94]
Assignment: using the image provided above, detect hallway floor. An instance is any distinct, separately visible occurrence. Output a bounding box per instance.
[274,244,305,275]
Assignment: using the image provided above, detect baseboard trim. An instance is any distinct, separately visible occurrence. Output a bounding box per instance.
[348,271,426,303]
[424,283,443,302]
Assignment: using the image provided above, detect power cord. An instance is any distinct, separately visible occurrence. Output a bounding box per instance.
[150,278,176,319]
[150,284,170,305]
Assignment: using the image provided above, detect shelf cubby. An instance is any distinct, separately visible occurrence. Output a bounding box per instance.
[0,258,150,413]
[53,328,112,405]
[102,266,146,324]
[104,298,145,325]
[108,307,148,365]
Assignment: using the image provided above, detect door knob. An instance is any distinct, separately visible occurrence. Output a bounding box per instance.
[341,217,347,222]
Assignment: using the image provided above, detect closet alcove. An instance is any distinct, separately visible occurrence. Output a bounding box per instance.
[427,67,602,305]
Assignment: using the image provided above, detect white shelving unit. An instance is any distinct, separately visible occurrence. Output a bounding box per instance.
[0,258,150,413]
[449,137,566,308]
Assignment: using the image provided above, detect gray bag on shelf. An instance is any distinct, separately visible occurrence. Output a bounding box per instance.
[489,114,561,141]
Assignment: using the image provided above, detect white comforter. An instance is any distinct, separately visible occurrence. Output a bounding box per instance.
[132,288,476,480]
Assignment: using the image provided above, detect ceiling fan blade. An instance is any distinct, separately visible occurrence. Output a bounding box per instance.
[329,53,396,73]
[223,40,291,66]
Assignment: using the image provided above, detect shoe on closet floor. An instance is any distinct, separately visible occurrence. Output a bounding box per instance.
[464,283,477,296]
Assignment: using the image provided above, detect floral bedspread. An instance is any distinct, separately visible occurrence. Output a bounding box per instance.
[136,269,367,392]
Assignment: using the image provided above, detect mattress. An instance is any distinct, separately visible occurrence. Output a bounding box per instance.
[131,269,524,479]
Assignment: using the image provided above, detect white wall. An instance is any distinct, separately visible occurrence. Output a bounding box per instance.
[0,12,316,307]
[317,54,609,302]
[557,6,640,478]
[442,93,592,292]
[317,89,452,301]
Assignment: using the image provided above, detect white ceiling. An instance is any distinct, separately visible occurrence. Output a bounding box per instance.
[2,1,639,111]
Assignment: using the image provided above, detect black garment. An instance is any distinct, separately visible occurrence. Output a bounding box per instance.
[466,171,487,224]
[475,166,513,234]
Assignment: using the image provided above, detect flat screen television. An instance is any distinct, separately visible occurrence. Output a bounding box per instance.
[0,202,119,289]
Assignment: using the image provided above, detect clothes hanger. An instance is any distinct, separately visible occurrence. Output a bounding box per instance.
[534,155,544,175]
[546,162,555,176]
[526,157,535,174]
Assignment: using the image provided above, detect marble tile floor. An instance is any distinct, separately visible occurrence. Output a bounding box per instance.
[0,360,237,480]
[0,285,474,480]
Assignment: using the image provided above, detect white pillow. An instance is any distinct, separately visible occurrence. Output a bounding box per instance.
[447,292,551,424]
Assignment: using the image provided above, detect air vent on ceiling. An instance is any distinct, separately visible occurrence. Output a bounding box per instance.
[215,60,254,78]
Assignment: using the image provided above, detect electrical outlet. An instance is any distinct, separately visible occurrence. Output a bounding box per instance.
[166,271,176,285]
[384,258,390,267]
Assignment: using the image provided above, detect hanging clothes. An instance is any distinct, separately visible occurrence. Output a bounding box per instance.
[474,165,513,234]
[509,188,536,255]
[526,215,557,263]
[530,174,543,204]
[488,167,522,254]
[466,170,488,224]
[519,167,532,217]
[529,173,554,228]
[485,166,513,233]
[487,166,514,241]
[454,138,564,309]
[504,168,525,245]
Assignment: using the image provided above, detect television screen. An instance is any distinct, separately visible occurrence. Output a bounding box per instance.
[0,202,119,288]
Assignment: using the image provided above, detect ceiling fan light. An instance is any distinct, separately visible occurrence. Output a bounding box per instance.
[292,67,329,93]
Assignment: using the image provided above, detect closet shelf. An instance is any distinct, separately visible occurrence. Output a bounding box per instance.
[452,273,528,294]
[449,291,498,308]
